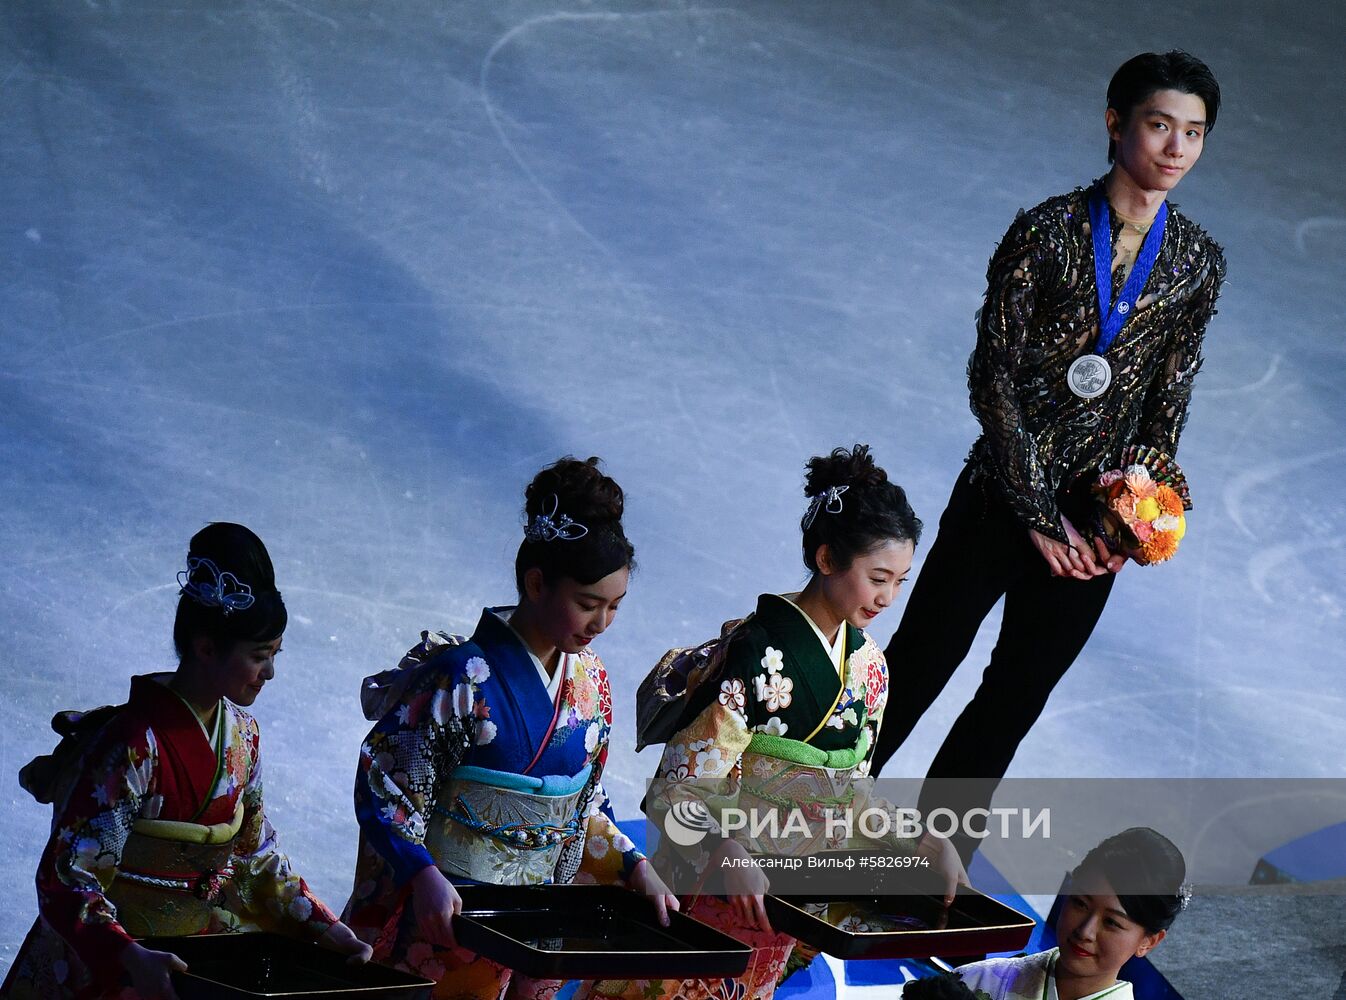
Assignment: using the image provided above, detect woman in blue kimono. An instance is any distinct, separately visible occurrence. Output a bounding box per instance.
[343,457,676,1000]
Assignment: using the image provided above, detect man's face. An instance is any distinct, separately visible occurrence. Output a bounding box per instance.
[1108,88,1208,194]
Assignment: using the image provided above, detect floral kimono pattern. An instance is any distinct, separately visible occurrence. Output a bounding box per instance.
[956,948,1134,1000]
[343,608,642,999]
[584,594,903,1000]
[1,675,336,1000]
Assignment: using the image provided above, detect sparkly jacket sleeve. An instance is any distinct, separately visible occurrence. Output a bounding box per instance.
[968,210,1070,541]
[1134,237,1226,455]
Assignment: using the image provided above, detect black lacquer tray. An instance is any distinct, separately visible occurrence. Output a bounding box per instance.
[453,884,752,979]
[763,887,1034,960]
[137,933,434,999]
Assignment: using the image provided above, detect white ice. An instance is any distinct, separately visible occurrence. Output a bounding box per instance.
[1,0,1343,989]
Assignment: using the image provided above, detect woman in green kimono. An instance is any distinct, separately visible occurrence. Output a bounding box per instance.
[586,445,969,1000]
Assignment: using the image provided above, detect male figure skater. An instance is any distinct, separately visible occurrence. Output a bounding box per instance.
[872,51,1226,859]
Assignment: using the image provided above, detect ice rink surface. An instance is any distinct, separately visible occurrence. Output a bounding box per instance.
[2,0,1344,989]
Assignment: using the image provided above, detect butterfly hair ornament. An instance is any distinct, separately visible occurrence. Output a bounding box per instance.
[177,557,257,615]
[524,494,589,543]
[803,485,849,530]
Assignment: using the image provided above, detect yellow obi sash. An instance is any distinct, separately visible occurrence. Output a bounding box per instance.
[425,764,592,885]
[106,798,245,937]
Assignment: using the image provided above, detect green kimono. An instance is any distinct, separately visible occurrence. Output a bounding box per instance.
[650,591,911,870]
[586,595,909,1000]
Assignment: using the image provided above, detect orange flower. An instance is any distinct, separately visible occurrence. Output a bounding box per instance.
[1139,530,1179,564]
[1155,484,1184,517]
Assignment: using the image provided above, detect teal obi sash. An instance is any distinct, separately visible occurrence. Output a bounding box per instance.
[425,763,593,885]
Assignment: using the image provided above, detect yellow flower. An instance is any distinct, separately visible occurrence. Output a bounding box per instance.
[1175,514,1187,541]
[1135,497,1160,522]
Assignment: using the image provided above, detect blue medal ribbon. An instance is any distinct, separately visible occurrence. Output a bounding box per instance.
[1088,184,1168,355]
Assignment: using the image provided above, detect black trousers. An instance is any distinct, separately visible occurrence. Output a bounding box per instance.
[874,463,1116,859]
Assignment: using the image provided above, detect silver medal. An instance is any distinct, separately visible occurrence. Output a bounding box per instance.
[1067,354,1112,399]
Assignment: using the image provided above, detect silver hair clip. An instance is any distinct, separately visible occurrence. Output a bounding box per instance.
[1178,881,1193,910]
[177,557,256,615]
[524,494,588,543]
[803,485,849,530]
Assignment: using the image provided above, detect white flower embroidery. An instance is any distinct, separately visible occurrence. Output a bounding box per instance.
[750,756,774,777]
[666,743,691,772]
[464,657,491,684]
[452,683,474,718]
[586,834,610,859]
[761,647,784,675]
[584,721,600,754]
[826,707,858,730]
[126,756,154,798]
[430,688,453,724]
[475,721,498,745]
[718,678,746,716]
[755,673,794,712]
[287,896,313,921]
[612,831,635,854]
[753,716,789,736]
[693,747,725,777]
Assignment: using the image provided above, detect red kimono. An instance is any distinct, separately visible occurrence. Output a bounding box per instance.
[2,674,336,999]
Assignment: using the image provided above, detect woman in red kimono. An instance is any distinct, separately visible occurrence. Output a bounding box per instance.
[2,522,369,1000]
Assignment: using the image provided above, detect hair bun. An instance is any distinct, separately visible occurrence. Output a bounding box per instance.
[187,522,278,593]
[804,444,888,496]
[525,456,625,526]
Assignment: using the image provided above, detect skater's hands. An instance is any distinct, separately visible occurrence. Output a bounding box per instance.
[316,920,374,965]
[120,941,186,1000]
[629,858,681,927]
[715,839,772,933]
[1092,534,1127,574]
[1030,516,1106,580]
[411,864,462,948]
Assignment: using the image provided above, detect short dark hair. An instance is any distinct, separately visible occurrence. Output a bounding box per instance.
[515,456,635,596]
[173,522,287,661]
[1107,50,1220,162]
[1070,827,1187,933]
[800,444,921,574]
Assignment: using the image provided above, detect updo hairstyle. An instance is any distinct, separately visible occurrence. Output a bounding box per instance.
[172,522,287,661]
[801,444,922,573]
[515,456,635,596]
[1069,827,1187,933]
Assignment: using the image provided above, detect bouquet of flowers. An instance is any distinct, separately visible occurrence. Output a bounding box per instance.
[1092,445,1192,565]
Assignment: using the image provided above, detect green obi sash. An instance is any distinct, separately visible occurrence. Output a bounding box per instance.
[746,727,871,770]
[735,729,875,855]
[425,763,592,885]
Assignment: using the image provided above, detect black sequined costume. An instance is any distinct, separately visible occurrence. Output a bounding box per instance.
[968,181,1226,542]
[874,183,1227,859]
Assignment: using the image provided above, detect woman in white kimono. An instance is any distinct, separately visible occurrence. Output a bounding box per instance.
[954,828,1186,1000]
